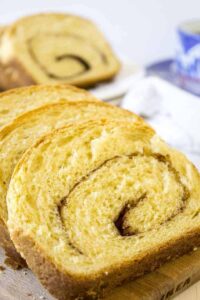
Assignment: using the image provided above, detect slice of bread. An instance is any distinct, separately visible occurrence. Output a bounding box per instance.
[0,13,120,89]
[0,102,139,267]
[7,119,200,299]
[0,84,98,128]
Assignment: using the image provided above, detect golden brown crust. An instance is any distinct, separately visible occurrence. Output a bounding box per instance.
[0,219,25,268]
[0,82,98,100]
[0,99,138,138]
[0,60,35,90]
[0,83,99,128]
[0,100,137,141]
[12,229,200,300]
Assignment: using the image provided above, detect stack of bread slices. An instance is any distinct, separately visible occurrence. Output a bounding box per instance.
[0,83,199,300]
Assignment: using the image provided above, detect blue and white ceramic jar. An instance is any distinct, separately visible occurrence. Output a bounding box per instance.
[176,20,200,80]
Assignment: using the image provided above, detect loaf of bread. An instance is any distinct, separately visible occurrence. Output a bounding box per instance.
[0,84,98,128]
[0,102,138,268]
[7,119,200,299]
[0,13,120,90]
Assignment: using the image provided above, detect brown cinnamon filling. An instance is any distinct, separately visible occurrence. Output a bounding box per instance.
[114,194,146,236]
[58,153,190,253]
[28,34,108,80]
[115,154,189,236]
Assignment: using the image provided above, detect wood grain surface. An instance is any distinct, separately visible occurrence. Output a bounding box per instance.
[0,247,200,300]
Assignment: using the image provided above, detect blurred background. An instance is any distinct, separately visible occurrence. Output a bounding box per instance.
[1,0,199,64]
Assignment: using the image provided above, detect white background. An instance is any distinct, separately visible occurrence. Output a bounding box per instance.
[0,0,200,65]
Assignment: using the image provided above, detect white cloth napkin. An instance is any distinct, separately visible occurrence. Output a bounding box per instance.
[121,76,200,169]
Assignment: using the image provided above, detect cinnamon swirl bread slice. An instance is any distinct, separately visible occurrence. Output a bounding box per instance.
[7,119,200,299]
[0,84,98,128]
[0,13,120,89]
[0,102,139,267]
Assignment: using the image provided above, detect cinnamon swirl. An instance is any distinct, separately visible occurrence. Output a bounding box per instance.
[7,119,200,299]
[0,14,120,89]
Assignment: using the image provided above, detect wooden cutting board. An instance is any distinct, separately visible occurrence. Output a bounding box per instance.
[0,247,200,300]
